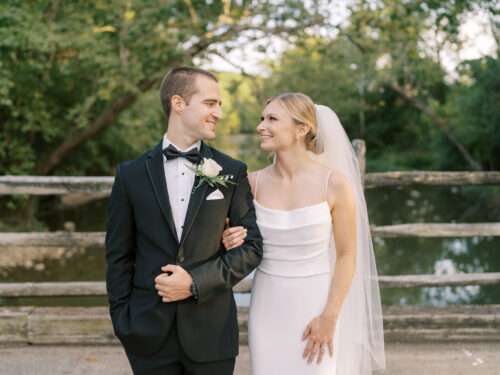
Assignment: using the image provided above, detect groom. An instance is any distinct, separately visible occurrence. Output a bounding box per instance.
[105,66,263,374]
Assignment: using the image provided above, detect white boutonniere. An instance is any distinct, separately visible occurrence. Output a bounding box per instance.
[190,158,236,193]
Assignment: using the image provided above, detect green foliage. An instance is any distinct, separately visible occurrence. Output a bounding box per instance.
[218,72,263,134]
[439,57,500,170]
[0,0,498,222]
[244,0,498,172]
[253,35,449,171]
[0,0,322,177]
[0,0,324,223]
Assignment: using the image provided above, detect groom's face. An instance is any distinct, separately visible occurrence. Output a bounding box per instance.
[179,75,222,141]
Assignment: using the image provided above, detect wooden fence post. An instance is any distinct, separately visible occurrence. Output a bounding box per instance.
[353,139,366,186]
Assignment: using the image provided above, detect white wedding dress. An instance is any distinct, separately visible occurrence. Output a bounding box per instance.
[248,171,341,374]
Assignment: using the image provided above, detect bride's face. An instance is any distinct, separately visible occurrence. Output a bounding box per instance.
[257,100,303,152]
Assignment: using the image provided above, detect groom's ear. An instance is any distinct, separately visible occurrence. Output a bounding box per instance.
[171,95,186,114]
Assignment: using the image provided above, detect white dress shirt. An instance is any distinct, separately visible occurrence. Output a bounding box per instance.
[162,134,201,239]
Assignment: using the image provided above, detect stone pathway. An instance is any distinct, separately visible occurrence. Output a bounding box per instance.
[0,342,499,374]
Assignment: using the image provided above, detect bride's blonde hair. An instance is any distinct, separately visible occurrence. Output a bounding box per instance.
[265,92,318,153]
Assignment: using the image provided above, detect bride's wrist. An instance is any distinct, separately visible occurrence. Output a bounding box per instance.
[320,310,338,320]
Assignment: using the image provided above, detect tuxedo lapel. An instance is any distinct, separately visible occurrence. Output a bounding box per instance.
[145,141,179,244]
[179,142,213,246]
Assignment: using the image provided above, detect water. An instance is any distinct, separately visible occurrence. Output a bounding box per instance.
[1,136,499,307]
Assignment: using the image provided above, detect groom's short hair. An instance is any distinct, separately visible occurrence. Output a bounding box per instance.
[160,66,218,120]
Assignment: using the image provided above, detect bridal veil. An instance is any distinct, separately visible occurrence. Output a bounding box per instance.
[314,104,386,373]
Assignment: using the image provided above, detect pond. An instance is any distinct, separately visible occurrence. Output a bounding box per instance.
[1,135,499,307]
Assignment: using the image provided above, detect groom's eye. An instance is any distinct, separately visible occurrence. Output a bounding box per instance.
[204,100,220,107]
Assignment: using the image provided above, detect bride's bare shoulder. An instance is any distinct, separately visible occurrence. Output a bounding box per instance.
[248,167,270,193]
[326,169,355,207]
[248,171,257,191]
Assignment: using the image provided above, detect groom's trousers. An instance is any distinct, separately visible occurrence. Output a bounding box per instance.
[123,316,236,375]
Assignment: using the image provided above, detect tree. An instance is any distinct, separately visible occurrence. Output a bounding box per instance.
[0,0,329,226]
[0,0,327,176]
[249,0,498,171]
[439,56,500,170]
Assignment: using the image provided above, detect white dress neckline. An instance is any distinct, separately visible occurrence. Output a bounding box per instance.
[253,199,329,214]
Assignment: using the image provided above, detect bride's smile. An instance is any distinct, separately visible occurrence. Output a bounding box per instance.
[257,99,313,154]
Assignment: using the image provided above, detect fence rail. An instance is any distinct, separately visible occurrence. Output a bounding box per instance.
[1,273,500,297]
[364,171,500,188]
[2,222,500,249]
[2,304,499,345]
[0,176,113,195]
[1,171,500,195]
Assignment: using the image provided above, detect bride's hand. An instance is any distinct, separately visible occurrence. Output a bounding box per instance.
[302,314,336,364]
[221,218,247,250]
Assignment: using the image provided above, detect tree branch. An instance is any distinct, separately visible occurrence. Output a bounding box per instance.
[37,17,326,175]
[389,81,483,171]
[183,0,200,26]
[36,77,158,175]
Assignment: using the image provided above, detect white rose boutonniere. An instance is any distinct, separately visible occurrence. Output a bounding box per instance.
[191,158,236,193]
[200,158,223,177]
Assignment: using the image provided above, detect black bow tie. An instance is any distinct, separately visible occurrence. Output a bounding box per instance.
[162,144,202,164]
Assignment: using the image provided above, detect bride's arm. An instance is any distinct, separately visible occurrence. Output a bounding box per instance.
[221,171,256,250]
[323,171,357,318]
[302,171,357,364]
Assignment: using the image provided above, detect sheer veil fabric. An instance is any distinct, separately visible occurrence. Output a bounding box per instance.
[313,104,386,373]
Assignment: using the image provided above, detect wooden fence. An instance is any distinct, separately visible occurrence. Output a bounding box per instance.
[1,139,499,344]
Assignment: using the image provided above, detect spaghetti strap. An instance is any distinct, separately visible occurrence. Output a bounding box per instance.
[324,169,333,200]
[254,171,261,201]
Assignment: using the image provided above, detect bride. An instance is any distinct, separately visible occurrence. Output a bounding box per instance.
[222,93,386,374]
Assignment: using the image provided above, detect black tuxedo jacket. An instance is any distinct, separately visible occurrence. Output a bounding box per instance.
[105,140,263,361]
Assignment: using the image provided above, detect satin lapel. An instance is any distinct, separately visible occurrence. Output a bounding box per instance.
[145,141,179,244]
[179,142,213,246]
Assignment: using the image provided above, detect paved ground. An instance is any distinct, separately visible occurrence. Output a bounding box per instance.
[0,342,499,374]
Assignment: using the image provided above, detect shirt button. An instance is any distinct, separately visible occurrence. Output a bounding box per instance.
[181,172,185,176]
[181,198,185,202]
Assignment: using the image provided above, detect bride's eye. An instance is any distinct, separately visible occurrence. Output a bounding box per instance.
[260,116,264,121]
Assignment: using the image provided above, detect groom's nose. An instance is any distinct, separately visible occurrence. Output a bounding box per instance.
[212,105,222,120]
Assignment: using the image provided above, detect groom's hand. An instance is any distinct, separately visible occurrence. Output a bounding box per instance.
[154,264,193,302]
